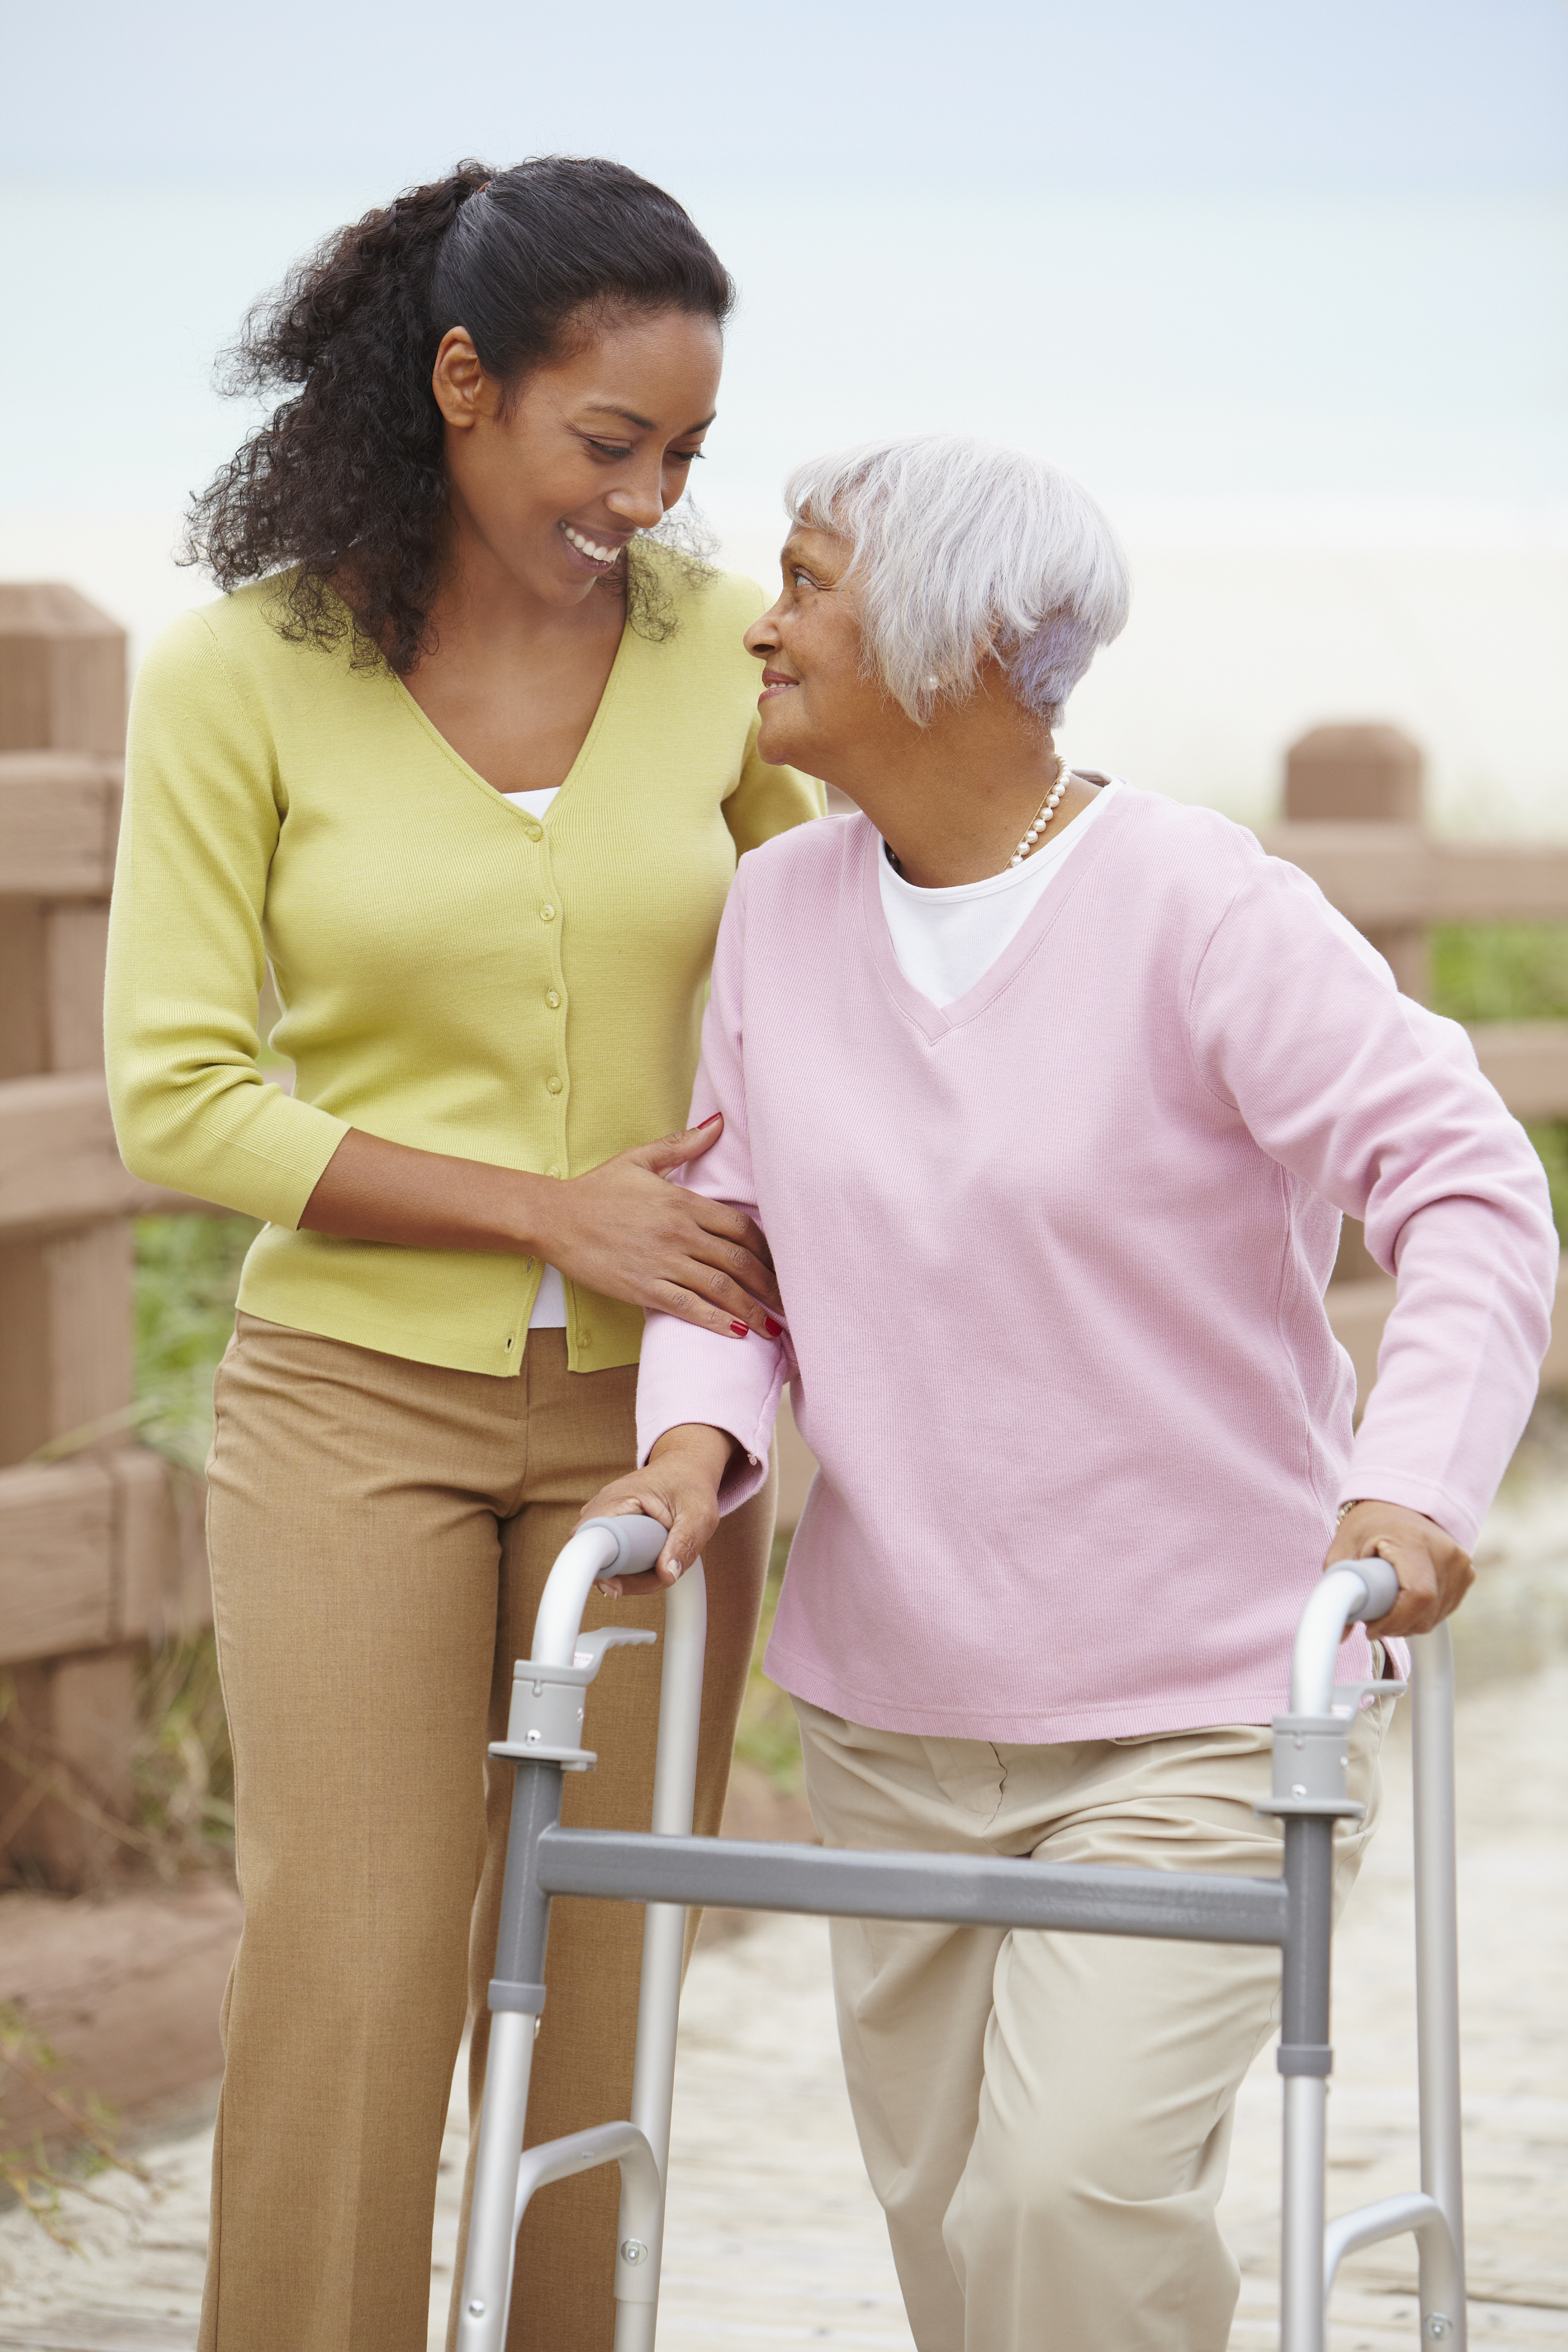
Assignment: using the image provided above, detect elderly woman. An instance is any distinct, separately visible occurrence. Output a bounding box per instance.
[582,437,1557,2352]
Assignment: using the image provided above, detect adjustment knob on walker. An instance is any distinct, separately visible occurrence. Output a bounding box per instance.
[620,2239,648,2265]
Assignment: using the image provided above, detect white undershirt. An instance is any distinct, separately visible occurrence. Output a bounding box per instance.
[500,787,571,1329]
[877,778,1121,1009]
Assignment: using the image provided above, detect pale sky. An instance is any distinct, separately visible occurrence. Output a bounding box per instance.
[3,0,1565,830]
[3,0,1565,194]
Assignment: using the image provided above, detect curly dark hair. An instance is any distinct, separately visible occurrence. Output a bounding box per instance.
[182,158,736,674]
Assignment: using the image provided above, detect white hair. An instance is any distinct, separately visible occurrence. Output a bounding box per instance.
[784,435,1131,730]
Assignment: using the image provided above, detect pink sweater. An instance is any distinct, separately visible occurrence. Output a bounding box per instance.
[636,791,1557,1741]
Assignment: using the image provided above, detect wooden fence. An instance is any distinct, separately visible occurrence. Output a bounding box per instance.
[0,587,207,1891]
[2,589,1566,1878]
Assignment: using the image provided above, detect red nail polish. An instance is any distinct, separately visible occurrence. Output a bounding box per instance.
[764,1317,782,1337]
[698,1113,722,1128]
[730,1320,749,1338]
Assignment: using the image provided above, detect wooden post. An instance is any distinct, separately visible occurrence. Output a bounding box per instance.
[0,585,141,1888]
[1284,724,1429,1001]
[0,585,127,760]
[1283,724,1427,1290]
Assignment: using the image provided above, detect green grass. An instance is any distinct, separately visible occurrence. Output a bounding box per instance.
[1431,924,1568,1237]
[1430,923,1568,1025]
[125,1216,255,1874]
[134,1214,260,1472]
[732,1532,804,1790]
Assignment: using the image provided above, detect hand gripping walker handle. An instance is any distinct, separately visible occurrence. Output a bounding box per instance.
[577,1513,674,1576]
[1344,1555,1400,1623]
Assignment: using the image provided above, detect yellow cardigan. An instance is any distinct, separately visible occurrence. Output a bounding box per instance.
[106,553,821,1377]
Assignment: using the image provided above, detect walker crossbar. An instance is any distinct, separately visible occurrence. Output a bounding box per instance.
[534,1826,1291,1943]
[454,1522,1467,2352]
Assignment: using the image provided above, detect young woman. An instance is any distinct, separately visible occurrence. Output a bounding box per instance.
[105,158,819,2352]
[583,436,1556,2352]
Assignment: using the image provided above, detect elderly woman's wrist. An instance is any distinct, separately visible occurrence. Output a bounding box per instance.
[648,1422,737,1481]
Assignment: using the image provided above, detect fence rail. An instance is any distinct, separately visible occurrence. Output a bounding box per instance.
[0,588,203,1890]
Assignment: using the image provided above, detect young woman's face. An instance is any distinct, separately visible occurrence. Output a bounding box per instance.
[433,306,724,609]
[744,525,886,774]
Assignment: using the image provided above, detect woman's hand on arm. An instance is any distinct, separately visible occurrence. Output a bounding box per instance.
[1325,1499,1474,1638]
[298,1113,783,1337]
[576,1424,737,1594]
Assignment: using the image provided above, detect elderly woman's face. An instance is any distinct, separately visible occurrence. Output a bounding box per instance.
[743,526,883,771]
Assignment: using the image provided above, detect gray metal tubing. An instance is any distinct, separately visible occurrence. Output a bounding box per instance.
[454,2009,539,2352]
[1324,2192,1463,2329]
[512,2118,660,2233]
[531,1515,669,1668]
[455,1758,565,2352]
[1309,1618,1467,2348]
[491,1761,564,1996]
[1290,1558,1400,1715]
[535,1827,1289,1945]
[1278,1816,1335,2069]
[1278,1816,1336,2352]
[1411,1622,1467,2345]
[1280,2076,1328,2352]
[513,2116,665,2346]
[616,1562,708,2346]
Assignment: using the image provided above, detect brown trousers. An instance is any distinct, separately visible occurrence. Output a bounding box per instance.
[201,1313,773,2352]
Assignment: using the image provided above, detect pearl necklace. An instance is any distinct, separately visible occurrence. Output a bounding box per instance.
[1008,754,1072,869]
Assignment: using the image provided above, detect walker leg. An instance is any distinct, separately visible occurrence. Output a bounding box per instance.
[614,1564,708,2342]
[1279,1814,1335,2352]
[455,1760,564,2352]
[1411,1626,1467,2347]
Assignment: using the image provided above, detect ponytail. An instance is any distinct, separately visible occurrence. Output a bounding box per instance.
[183,159,734,674]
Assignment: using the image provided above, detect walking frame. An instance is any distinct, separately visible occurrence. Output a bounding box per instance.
[455,1516,1467,2352]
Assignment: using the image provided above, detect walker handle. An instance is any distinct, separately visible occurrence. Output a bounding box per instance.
[577,1514,673,1576]
[1344,1556,1401,1623]
[1289,1554,1403,1715]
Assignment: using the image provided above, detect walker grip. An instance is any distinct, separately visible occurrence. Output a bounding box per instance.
[577,1513,672,1576]
[1345,1556,1400,1623]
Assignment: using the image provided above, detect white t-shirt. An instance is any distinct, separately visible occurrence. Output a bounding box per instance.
[877,778,1121,1009]
[500,788,570,1329]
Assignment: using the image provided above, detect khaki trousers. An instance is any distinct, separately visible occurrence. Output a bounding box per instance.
[796,1694,1388,2352]
[201,1313,773,2352]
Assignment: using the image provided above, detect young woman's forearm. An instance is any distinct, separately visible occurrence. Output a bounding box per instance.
[299,1127,548,1253]
[298,1121,784,1337]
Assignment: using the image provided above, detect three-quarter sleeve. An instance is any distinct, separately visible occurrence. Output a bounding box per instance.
[635,866,788,1507]
[721,714,824,854]
[1189,856,1557,1549]
[105,611,350,1224]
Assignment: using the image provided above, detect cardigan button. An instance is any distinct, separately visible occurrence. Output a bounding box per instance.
[546,1075,563,1095]
[548,1164,561,1178]
[526,822,543,841]
[540,903,556,921]
[546,989,561,1010]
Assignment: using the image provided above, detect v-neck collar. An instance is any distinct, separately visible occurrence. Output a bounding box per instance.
[857,782,1139,1042]
[386,611,634,824]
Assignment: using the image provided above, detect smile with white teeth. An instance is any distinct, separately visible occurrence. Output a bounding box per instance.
[561,523,623,565]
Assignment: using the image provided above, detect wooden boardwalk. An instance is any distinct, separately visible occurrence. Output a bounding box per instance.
[2,1557,1563,2351]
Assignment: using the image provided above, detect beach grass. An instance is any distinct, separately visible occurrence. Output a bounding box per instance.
[1432,923,1568,1233]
